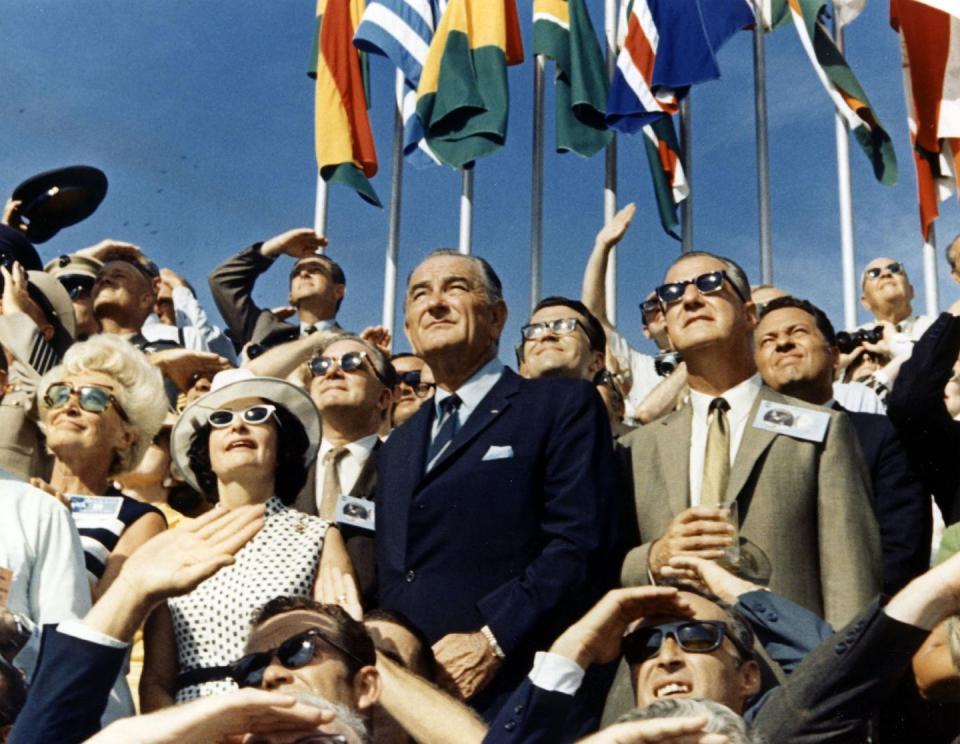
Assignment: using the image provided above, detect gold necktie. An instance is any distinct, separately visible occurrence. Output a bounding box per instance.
[318,446,348,520]
[700,397,730,507]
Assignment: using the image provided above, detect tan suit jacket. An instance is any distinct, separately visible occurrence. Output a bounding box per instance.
[621,385,881,628]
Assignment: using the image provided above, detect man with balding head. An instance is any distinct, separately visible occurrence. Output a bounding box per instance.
[859,256,934,358]
[620,251,880,627]
[376,250,616,723]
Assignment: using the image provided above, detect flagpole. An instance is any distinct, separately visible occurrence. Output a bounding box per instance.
[680,97,694,253]
[459,166,474,255]
[314,174,329,254]
[531,55,546,313]
[752,16,773,284]
[382,70,405,338]
[833,24,857,330]
[924,224,940,315]
[604,0,618,324]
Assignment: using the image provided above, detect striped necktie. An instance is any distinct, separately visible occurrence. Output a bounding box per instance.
[426,394,462,472]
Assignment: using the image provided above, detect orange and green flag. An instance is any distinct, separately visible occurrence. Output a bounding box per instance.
[415,0,524,168]
[310,0,381,206]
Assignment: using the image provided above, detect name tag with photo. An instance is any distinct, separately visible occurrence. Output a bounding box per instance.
[336,494,375,532]
[70,495,124,528]
[752,401,829,443]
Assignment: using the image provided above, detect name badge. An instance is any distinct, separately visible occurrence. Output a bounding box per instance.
[70,495,124,528]
[0,566,12,608]
[336,494,375,532]
[752,400,830,443]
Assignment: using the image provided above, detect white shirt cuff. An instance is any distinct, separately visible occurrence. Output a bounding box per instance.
[527,651,585,695]
[57,620,128,650]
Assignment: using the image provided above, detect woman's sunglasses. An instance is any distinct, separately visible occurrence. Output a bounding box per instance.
[44,383,129,422]
[207,404,278,429]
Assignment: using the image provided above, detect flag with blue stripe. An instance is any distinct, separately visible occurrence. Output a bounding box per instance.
[355,0,447,167]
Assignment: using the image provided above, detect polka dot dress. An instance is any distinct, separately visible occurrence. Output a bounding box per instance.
[168,496,328,702]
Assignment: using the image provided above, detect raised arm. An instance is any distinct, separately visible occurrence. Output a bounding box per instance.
[581,203,636,331]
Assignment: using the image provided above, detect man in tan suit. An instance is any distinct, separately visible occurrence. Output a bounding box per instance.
[620,251,881,628]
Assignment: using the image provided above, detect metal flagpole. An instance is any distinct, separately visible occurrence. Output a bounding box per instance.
[382,70,405,337]
[753,17,773,284]
[923,223,940,316]
[531,56,546,313]
[680,97,694,253]
[833,24,857,330]
[604,0,619,324]
[459,166,474,254]
[314,174,329,254]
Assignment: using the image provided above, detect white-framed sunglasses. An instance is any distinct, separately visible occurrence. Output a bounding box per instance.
[207,404,279,429]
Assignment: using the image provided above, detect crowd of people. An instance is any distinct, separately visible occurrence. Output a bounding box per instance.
[2,182,960,744]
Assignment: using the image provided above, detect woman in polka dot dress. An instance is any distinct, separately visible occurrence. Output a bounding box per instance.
[140,371,332,709]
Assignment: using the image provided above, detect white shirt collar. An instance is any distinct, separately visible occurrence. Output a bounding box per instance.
[689,374,763,422]
[318,433,379,461]
[301,319,337,335]
[434,356,505,424]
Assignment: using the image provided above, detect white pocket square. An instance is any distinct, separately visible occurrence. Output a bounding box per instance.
[482,445,514,461]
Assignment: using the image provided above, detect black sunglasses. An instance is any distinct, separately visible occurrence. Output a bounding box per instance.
[639,298,660,317]
[231,628,366,688]
[60,276,95,299]
[622,620,748,665]
[395,370,435,398]
[863,262,903,281]
[44,383,130,422]
[309,351,387,385]
[656,270,747,306]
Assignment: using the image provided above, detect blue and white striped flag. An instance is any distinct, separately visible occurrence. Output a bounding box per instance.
[355,0,447,167]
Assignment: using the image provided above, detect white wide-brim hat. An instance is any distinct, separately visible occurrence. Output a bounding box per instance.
[171,368,320,492]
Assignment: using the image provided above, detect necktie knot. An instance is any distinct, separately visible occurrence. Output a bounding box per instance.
[323,446,348,466]
[304,325,317,336]
[709,397,730,415]
[439,394,462,418]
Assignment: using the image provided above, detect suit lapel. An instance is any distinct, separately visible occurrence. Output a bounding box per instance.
[726,387,778,503]
[420,370,520,483]
[350,441,379,500]
[657,405,693,516]
[387,404,432,567]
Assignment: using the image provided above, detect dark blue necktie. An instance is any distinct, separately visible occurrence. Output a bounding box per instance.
[426,394,462,471]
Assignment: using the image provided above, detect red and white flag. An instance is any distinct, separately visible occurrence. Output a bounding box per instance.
[891,0,960,239]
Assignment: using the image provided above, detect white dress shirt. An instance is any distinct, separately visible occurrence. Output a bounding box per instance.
[688,375,763,506]
[431,356,505,438]
[300,318,338,336]
[315,434,379,509]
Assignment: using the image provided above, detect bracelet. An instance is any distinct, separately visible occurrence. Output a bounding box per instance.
[480,625,505,659]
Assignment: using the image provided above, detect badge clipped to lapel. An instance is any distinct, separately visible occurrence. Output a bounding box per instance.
[70,495,123,529]
[336,494,375,532]
[752,400,829,443]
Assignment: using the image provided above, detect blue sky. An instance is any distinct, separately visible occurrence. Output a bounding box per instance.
[2,0,957,357]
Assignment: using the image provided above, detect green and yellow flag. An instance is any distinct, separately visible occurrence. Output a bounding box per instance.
[533,0,611,158]
[415,0,525,168]
[311,0,381,205]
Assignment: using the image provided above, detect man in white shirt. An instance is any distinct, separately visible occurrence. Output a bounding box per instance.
[859,257,934,358]
[292,335,394,605]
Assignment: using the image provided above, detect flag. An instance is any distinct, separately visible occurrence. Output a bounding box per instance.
[913,0,960,20]
[891,0,960,239]
[414,0,524,168]
[354,0,446,167]
[311,0,381,206]
[642,116,689,238]
[533,0,612,158]
[606,0,755,133]
[786,0,897,184]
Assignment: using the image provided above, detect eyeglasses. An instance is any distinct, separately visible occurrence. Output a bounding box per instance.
[44,383,129,422]
[207,404,278,429]
[863,262,903,281]
[60,276,94,299]
[655,271,747,306]
[309,351,387,385]
[622,620,748,665]
[395,370,435,399]
[521,318,580,340]
[639,298,660,317]
[231,628,366,688]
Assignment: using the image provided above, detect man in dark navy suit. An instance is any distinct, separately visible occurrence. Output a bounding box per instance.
[376,250,616,722]
[754,296,930,594]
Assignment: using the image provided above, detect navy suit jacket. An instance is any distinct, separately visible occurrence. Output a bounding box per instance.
[837,405,931,594]
[9,626,125,744]
[376,368,617,715]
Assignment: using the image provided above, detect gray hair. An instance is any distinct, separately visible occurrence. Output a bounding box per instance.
[667,251,751,303]
[618,699,763,744]
[287,691,371,744]
[39,334,167,476]
[406,249,503,303]
[317,334,396,388]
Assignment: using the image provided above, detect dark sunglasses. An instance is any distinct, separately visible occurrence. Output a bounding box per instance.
[622,620,747,665]
[60,276,95,299]
[863,262,903,281]
[309,351,386,385]
[207,404,278,429]
[521,317,580,340]
[656,270,746,306]
[639,298,660,317]
[231,628,366,688]
[44,383,129,422]
[395,370,435,398]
